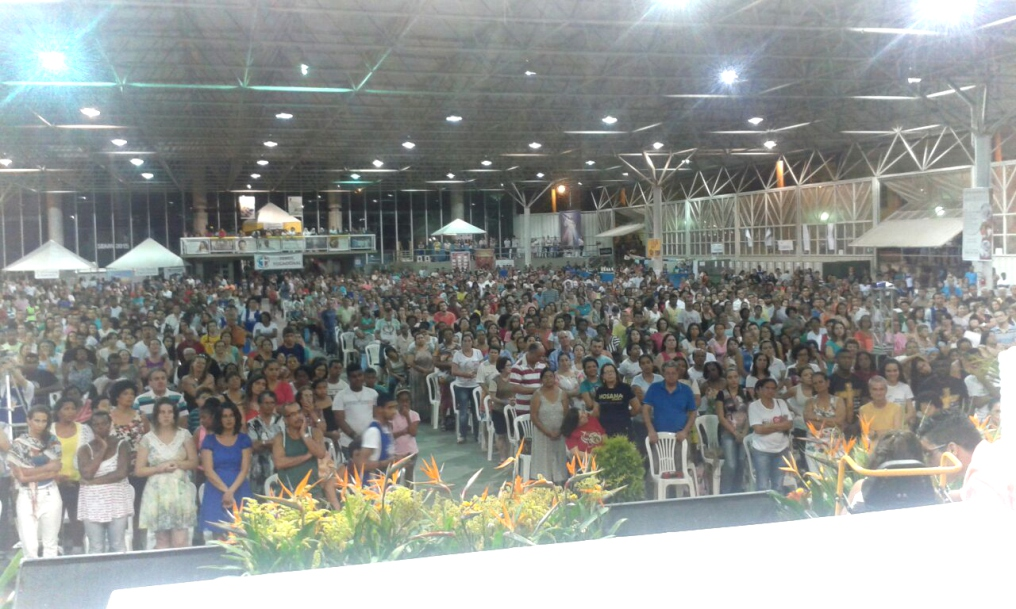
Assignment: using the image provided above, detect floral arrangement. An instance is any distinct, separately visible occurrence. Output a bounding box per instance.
[217,450,623,575]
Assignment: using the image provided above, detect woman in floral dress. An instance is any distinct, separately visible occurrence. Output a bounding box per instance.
[135,398,198,548]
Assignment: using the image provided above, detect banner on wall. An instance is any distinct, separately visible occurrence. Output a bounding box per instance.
[253,253,303,271]
[962,188,992,261]
[710,243,724,255]
[646,238,662,261]
[238,195,256,220]
[559,211,584,248]
[287,196,304,219]
[777,240,794,252]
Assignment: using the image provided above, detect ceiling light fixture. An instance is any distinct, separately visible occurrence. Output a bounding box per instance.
[820,212,830,222]
[652,142,664,150]
[0,158,12,167]
[141,172,153,180]
[402,141,415,149]
[719,69,739,85]
[446,115,462,123]
[529,142,542,149]
[480,160,492,166]
[264,141,278,147]
[250,173,261,179]
[300,64,309,76]
[39,51,66,72]
[130,158,144,166]
[256,159,269,166]
[908,77,923,84]
[914,0,976,25]
[524,70,537,76]
[80,107,100,118]
[372,159,384,168]
[763,140,777,150]
[350,173,361,180]
[602,116,618,125]
[536,172,545,178]
[247,184,252,189]
[935,205,945,216]
[586,160,595,166]
[110,139,127,147]
[275,113,293,120]
[556,185,566,194]
[748,117,764,126]
[446,173,455,179]
[622,172,629,177]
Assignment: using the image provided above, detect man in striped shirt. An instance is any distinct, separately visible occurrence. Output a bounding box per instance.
[509,344,546,414]
[132,369,188,426]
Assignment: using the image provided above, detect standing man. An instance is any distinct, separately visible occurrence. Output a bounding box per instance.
[332,364,378,459]
[132,369,188,424]
[509,344,546,415]
[643,360,698,446]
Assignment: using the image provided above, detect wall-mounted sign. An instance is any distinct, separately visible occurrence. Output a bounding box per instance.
[777,240,794,252]
[253,253,303,271]
[710,243,724,255]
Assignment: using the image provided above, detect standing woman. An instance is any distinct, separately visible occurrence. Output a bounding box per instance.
[744,353,773,400]
[715,369,750,494]
[52,397,93,554]
[529,369,569,483]
[486,357,515,462]
[8,406,62,558]
[406,331,435,421]
[554,353,583,411]
[77,410,133,553]
[108,380,149,549]
[804,372,847,433]
[747,378,794,492]
[383,346,407,395]
[199,402,252,537]
[450,333,483,444]
[243,374,268,422]
[655,333,682,370]
[220,371,245,411]
[594,363,641,439]
[135,398,198,549]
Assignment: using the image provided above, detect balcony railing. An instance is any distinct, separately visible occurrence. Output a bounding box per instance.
[180,234,376,257]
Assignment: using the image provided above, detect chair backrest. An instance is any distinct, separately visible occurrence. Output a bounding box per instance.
[480,395,492,420]
[646,432,680,477]
[365,343,381,368]
[264,473,280,496]
[323,437,341,465]
[504,405,518,442]
[514,413,532,441]
[472,386,483,413]
[857,460,940,513]
[696,414,721,457]
[426,372,440,405]
[340,332,356,351]
[742,433,756,483]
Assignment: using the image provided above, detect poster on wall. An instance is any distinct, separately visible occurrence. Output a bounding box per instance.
[238,195,256,220]
[451,251,470,272]
[777,240,794,252]
[287,196,304,219]
[558,210,584,248]
[646,238,662,262]
[474,248,495,270]
[710,243,724,255]
[182,239,210,255]
[253,253,304,271]
[962,188,992,261]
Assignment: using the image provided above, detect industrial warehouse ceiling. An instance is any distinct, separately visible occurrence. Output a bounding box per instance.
[0,0,1014,194]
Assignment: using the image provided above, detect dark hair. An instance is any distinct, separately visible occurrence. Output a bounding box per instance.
[88,410,112,427]
[581,356,599,371]
[258,390,278,404]
[213,401,243,436]
[914,392,943,411]
[560,408,581,439]
[27,405,54,440]
[756,377,778,390]
[109,379,137,404]
[53,396,80,416]
[880,358,903,377]
[347,362,363,375]
[539,368,556,380]
[918,411,982,453]
[496,356,512,373]
[868,430,924,470]
[150,397,181,430]
[201,397,222,416]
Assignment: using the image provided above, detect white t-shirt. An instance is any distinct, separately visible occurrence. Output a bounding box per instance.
[327,379,350,400]
[253,322,281,349]
[332,386,379,448]
[452,349,484,388]
[885,381,914,405]
[748,399,792,454]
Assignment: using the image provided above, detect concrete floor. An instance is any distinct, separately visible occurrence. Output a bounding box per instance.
[409,424,513,497]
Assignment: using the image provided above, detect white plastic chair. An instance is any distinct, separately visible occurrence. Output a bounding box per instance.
[323,437,341,465]
[364,342,382,371]
[645,432,697,500]
[426,372,441,430]
[480,395,496,461]
[448,381,481,441]
[264,473,281,496]
[743,433,757,491]
[504,404,519,457]
[695,414,724,496]
[512,414,533,480]
[48,392,61,408]
[339,331,358,367]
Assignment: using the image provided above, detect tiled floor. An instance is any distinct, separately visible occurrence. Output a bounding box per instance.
[409,424,514,496]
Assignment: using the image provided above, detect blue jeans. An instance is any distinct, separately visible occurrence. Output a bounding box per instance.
[751,447,789,492]
[719,432,745,494]
[453,384,478,441]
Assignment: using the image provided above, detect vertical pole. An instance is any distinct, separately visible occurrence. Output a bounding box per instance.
[394,191,400,256]
[652,184,663,275]
[379,186,385,257]
[424,192,429,244]
[409,192,414,253]
[523,203,532,267]
[973,133,994,291]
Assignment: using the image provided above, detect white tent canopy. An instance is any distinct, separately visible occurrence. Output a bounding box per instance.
[257,203,302,229]
[3,240,97,273]
[107,238,185,271]
[431,218,486,236]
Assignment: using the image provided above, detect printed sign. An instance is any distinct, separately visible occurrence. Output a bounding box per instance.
[350,236,374,250]
[238,195,256,220]
[777,240,794,252]
[962,188,992,262]
[287,195,304,219]
[647,238,662,260]
[253,253,303,271]
[33,270,60,279]
[710,243,725,255]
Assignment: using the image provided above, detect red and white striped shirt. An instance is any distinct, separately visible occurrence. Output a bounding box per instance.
[510,360,546,413]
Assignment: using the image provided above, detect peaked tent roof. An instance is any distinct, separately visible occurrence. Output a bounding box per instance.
[431,218,486,236]
[4,240,97,272]
[107,238,185,270]
[257,203,301,228]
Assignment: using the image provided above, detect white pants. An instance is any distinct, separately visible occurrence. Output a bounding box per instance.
[16,485,63,559]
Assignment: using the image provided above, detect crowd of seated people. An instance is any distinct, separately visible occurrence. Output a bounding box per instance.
[0,256,1007,557]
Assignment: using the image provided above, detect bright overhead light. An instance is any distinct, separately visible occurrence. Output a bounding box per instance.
[275,112,293,120]
[350,173,360,180]
[446,115,462,123]
[622,172,629,177]
[129,158,144,166]
[556,185,566,194]
[763,140,777,150]
[524,70,537,77]
[602,116,618,125]
[246,184,252,189]
[39,51,66,72]
[300,64,309,76]
[586,160,595,166]
[402,141,415,149]
[719,69,739,85]
[820,212,830,222]
[529,142,542,149]
[0,158,12,167]
[264,141,278,148]
[655,0,690,7]
[141,172,153,180]
[748,117,764,126]
[480,160,492,167]
[110,139,127,147]
[372,159,384,168]
[652,142,664,150]
[256,159,269,166]
[934,205,945,216]
[536,172,545,178]
[446,173,455,179]
[914,0,976,25]
[80,107,100,118]
[907,77,923,84]
[250,173,261,179]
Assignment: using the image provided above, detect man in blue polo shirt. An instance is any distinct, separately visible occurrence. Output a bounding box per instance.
[643,360,697,445]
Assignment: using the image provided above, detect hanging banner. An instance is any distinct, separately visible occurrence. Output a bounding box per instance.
[253,253,303,271]
[134,268,159,277]
[559,211,583,248]
[34,270,60,279]
[451,251,470,272]
[962,188,992,261]
[777,240,794,252]
[646,238,662,261]
[287,196,304,219]
[710,243,724,255]
[238,195,256,220]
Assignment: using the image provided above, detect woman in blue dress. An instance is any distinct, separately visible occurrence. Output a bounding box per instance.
[199,401,252,536]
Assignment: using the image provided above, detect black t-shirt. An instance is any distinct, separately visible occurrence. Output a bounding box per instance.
[595,382,635,438]
[828,372,869,416]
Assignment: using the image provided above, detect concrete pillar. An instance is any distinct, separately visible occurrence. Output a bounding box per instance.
[192,169,208,236]
[450,185,464,221]
[46,192,63,245]
[523,205,532,268]
[973,133,994,291]
[652,184,663,275]
[327,192,343,233]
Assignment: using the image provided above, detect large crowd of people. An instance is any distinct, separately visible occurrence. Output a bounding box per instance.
[0,257,1007,558]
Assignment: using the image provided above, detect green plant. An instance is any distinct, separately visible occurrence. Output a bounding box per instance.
[0,550,23,608]
[592,436,645,503]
